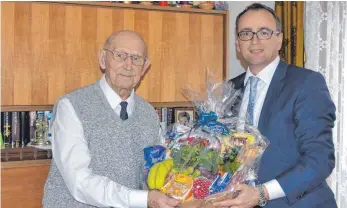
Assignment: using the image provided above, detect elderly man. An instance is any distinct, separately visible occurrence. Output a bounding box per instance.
[43,30,179,208]
[213,3,336,208]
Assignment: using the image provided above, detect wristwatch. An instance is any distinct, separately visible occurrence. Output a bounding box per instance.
[257,185,268,207]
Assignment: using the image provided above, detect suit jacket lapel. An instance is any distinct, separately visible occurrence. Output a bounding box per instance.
[258,61,288,132]
[229,73,246,117]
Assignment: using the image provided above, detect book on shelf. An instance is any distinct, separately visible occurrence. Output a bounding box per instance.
[2,112,12,147]
[20,111,30,147]
[0,110,53,161]
[29,111,36,144]
[0,106,197,161]
[12,111,20,148]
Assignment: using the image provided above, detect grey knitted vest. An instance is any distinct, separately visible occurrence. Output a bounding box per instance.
[42,81,160,208]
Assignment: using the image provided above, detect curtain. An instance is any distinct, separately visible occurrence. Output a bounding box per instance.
[275,1,304,67]
[304,2,347,207]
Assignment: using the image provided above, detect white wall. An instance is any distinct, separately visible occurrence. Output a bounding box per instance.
[228,1,275,79]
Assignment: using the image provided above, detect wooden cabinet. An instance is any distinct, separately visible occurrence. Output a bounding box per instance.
[1,1,229,207]
[1,160,51,208]
[2,1,228,106]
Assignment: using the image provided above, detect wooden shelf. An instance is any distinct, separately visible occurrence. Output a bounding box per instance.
[1,147,52,162]
[1,105,53,112]
[46,1,228,15]
[1,159,51,169]
[150,101,193,108]
[1,102,193,112]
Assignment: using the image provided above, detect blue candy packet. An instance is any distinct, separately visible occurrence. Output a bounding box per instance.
[143,145,167,175]
[209,172,233,195]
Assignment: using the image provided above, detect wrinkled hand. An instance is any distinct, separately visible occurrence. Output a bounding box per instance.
[147,190,180,208]
[212,184,259,208]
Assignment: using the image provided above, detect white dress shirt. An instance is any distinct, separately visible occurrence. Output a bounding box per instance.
[239,56,286,200]
[51,75,148,207]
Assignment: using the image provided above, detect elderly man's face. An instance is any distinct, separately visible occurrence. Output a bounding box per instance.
[99,34,149,93]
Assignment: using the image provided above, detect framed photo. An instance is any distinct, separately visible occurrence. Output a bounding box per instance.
[174,108,195,124]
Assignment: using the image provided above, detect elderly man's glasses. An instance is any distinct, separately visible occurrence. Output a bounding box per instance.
[238,28,280,41]
[104,48,147,66]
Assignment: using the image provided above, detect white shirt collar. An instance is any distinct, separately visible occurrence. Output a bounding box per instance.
[244,56,280,86]
[99,75,134,112]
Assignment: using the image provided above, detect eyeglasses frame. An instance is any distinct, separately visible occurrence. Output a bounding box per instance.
[237,29,281,41]
[103,48,148,66]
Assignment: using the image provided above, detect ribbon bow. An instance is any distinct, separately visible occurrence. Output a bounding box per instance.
[195,111,229,135]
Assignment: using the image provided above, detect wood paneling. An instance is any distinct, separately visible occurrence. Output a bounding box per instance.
[1,163,50,208]
[59,1,228,15]
[1,1,226,105]
[0,101,194,112]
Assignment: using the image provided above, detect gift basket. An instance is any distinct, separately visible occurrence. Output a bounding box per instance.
[143,73,269,207]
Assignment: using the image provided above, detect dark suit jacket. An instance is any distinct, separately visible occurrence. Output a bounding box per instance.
[229,61,337,208]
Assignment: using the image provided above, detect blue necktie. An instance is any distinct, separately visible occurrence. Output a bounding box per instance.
[120,101,128,120]
[247,76,259,126]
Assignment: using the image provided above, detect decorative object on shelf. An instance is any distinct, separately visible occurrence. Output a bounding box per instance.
[198,1,214,10]
[192,1,200,8]
[30,111,51,149]
[169,1,177,7]
[181,1,193,8]
[140,1,153,6]
[123,1,132,4]
[214,1,228,10]
[174,108,195,123]
[159,1,168,6]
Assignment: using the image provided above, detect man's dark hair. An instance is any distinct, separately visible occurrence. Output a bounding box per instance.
[235,3,282,33]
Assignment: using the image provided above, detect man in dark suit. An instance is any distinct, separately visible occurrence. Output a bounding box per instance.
[213,3,337,208]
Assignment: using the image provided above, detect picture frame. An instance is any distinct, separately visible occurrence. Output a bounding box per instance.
[174,108,195,124]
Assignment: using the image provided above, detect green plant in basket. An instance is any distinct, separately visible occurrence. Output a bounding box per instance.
[170,141,219,180]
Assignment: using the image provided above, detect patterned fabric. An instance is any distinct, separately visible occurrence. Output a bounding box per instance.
[120,101,128,120]
[43,81,160,208]
[246,76,260,126]
[305,2,347,207]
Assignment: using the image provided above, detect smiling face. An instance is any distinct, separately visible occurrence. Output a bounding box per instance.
[99,31,150,99]
[236,9,283,73]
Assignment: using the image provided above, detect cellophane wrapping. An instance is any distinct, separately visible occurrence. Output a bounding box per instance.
[143,72,269,207]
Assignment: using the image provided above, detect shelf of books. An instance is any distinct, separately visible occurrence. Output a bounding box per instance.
[0,102,196,164]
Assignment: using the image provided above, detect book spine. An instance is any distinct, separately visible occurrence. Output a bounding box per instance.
[155,108,162,122]
[29,111,37,144]
[161,107,168,132]
[44,111,52,143]
[1,112,4,137]
[3,112,12,147]
[167,108,174,126]
[12,112,20,148]
[20,111,30,147]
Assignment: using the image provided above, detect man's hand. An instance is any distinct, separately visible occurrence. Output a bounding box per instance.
[212,184,260,208]
[147,190,179,208]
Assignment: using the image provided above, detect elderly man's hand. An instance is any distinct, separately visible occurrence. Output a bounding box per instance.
[148,190,180,208]
[212,184,260,208]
